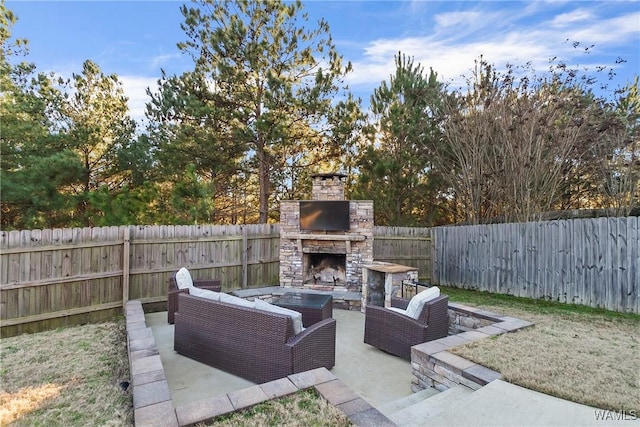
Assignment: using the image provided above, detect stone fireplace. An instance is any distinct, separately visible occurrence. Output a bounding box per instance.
[279,173,374,292]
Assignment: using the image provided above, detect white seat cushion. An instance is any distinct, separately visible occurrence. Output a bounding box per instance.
[175,267,193,290]
[254,298,305,335]
[219,292,255,309]
[188,287,221,301]
[405,287,440,319]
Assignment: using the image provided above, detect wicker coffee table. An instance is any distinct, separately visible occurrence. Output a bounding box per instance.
[273,292,333,327]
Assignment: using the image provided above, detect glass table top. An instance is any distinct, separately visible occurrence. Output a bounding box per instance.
[273,292,332,308]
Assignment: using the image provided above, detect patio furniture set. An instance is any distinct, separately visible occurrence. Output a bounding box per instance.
[167,267,449,383]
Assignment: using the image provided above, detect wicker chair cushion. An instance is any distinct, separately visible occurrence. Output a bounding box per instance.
[405,287,440,319]
[189,287,221,301]
[175,267,193,290]
[219,292,254,308]
[388,307,407,315]
[254,298,304,335]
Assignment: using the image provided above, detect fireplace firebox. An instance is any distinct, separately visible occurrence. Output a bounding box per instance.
[304,253,346,285]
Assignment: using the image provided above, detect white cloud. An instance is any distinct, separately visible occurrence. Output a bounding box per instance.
[120,75,158,125]
[151,53,182,69]
[345,4,638,98]
[551,9,594,26]
[568,12,640,45]
[348,34,552,92]
[433,11,485,29]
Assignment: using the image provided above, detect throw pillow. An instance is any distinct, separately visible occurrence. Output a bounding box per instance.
[175,267,193,290]
[254,298,305,335]
[405,286,440,319]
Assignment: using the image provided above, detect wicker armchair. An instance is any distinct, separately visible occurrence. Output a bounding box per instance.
[364,294,449,360]
[174,293,337,383]
[167,270,221,324]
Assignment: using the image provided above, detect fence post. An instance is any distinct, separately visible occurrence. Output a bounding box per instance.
[241,226,248,288]
[430,228,439,285]
[122,226,130,307]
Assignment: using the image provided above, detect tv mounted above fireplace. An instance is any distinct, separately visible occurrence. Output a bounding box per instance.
[299,200,350,231]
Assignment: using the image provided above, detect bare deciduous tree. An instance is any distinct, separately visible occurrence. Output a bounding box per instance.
[592,78,640,216]
[432,57,626,224]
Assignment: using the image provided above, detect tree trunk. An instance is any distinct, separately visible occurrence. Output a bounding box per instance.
[258,140,269,223]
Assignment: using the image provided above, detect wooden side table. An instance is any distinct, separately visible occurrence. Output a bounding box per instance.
[362,262,419,312]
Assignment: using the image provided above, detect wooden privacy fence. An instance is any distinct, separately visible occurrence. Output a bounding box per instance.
[431,217,639,313]
[372,225,432,281]
[1,224,280,336]
[0,224,431,336]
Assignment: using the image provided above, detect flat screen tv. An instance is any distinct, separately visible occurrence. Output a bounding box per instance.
[299,201,350,231]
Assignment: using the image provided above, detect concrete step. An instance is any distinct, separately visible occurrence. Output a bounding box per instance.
[377,386,440,417]
[420,380,640,427]
[388,385,474,427]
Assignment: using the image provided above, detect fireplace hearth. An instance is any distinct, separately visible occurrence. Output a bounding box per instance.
[279,173,374,292]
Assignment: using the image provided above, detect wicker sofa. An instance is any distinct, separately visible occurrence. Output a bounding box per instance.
[364,292,449,360]
[174,293,337,383]
[167,270,221,324]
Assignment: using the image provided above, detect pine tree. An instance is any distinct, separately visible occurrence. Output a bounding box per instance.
[148,0,355,223]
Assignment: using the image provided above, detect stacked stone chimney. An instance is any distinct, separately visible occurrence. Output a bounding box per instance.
[311,173,346,200]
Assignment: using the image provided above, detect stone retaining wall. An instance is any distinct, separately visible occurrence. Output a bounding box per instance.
[411,302,534,393]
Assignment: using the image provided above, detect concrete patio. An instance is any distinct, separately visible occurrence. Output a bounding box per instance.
[146,308,414,409]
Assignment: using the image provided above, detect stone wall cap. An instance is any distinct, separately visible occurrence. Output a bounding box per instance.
[312,173,347,180]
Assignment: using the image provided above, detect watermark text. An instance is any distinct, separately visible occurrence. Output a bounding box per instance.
[594,409,638,421]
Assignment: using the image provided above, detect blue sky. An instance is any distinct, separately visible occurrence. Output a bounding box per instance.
[6,1,640,124]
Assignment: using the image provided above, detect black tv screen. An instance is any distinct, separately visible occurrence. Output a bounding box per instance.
[299,201,350,231]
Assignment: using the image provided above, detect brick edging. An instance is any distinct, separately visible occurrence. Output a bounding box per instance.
[174,368,394,427]
[125,300,179,426]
